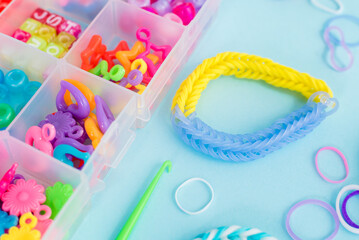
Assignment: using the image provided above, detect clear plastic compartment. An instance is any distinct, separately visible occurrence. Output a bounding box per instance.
[0,133,90,240]
[8,63,137,192]
[66,0,185,124]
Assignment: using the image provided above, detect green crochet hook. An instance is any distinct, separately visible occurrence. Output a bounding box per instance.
[115,160,172,240]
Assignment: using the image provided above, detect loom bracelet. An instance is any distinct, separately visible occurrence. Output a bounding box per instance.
[171,52,337,162]
[315,146,349,184]
[336,185,359,234]
[194,225,278,240]
[342,190,359,228]
[286,199,340,240]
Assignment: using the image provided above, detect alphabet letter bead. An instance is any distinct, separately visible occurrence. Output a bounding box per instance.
[45,13,64,29]
[53,32,76,49]
[57,20,81,38]
[45,43,65,58]
[27,36,47,50]
[36,24,56,43]
[20,18,41,34]
[12,29,31,43]
[31,8,50,24]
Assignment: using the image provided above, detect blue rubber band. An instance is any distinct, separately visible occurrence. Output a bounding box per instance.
[323,15,359,47]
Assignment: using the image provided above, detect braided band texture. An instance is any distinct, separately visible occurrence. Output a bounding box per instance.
[171,52,337,162]
[193,225,278,240]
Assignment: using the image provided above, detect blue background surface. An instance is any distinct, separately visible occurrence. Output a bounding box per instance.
[73,0,359,239]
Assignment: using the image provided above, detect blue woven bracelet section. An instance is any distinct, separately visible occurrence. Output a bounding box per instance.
[172,102,328,162]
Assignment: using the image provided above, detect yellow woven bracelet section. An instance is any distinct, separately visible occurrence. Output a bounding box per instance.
[171,52,333,117]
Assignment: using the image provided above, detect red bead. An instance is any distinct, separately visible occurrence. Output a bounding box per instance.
[12,29,31,43]
[102,41,129,70]
[81,35,107,71]
[57,20,81,38]
[31,8,50,24]
[45,13,65,29]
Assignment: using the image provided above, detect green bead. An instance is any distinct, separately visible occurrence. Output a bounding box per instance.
[0,103,15,129]
[109,65,125,82]
[89,60,110,80]
[44,182,73,219]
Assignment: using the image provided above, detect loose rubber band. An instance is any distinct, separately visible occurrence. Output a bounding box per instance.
[315,146,349,184]
[323,15,359,47]
[171,52,337,162]
[323,26,354,72]
[286,199,340,240]
[342,190,359,228]
[336,185,359,234]
[310,0,343,15]
[175,178,214,215]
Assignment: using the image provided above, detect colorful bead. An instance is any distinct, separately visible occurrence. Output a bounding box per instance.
[27,36,47,50]
[172,2,196,25]
[0,210,18,235]
[35,24,56,43]
[0,103,15,129]
[30,8,50,24]
[102,41,129,69]
[128,0,151,7]
[57,19,81,38]
[25,123,56,156]
[95,95,115,134]
[1,212,41,240]
[63,79,96,112]
[33,205,53,236]
[164,12,183,24]
[44,182,73,219]
[152,0,172,16]
[45,42,66,58]
[84,114,103,149]
[45,13,65,29]
[56,80,91,119]
[53,144,90,167]
[81,35,107,71]
[131,58,148,74]
[20,18,42,34]
[115,41,146,76]
[39,111,83,141]
[12,29,31,43]
[53,31,76,49]
[1,179,46,216]
[0,163,18,198]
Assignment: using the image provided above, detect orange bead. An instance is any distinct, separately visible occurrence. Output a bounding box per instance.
[115,41,145,77]
[63,79,96,112]
[84,114,103,149]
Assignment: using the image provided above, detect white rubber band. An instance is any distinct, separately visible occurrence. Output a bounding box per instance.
[310,0,343,15]
[336,184,359,234]
[175,177,214,215]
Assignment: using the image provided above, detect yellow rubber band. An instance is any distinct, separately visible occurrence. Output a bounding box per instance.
[171,52,333,117]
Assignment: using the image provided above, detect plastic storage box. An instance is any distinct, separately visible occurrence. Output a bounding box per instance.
[0,0,221,239]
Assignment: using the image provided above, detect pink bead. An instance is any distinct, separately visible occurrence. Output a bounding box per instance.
[25,124,56,156]
[45,13,65,29]
[164,13,183,24]
[172,2,196,25]
[12,29,31,42]
[57,20,82,38]
[142,6,158,14]
[31,8,50,24]
[0,163,18,198]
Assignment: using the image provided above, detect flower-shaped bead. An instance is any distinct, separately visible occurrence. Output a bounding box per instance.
[1,179,46,216]
[44,182,73,219]
[39,111,84,141]
[0,210,18,235]
[1,212,41,240]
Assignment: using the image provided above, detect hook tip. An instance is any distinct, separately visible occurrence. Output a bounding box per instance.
[163,160,172,173]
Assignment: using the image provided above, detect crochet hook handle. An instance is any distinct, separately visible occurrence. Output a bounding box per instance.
[115,160,172,240]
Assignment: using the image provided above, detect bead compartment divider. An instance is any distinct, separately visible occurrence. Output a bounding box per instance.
[0,0,221,239]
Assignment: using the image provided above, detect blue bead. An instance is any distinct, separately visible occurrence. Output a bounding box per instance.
[0,210,18,235]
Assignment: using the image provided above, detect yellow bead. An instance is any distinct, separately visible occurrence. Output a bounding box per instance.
[35,24,56,43]
[27,36,47,50]
[45,42,65,58]
[53,32,76,50]
[20,18,41,34]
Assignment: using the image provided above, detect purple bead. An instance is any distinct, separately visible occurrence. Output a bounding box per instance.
[56,80,90,120]
[39,111,84,141]
[128,0,150,7]
[152,0,172,16]
[187,0,205,11]
[95,95,115,134]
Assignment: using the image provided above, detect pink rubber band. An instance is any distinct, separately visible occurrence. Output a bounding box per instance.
[315,147,349,184]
